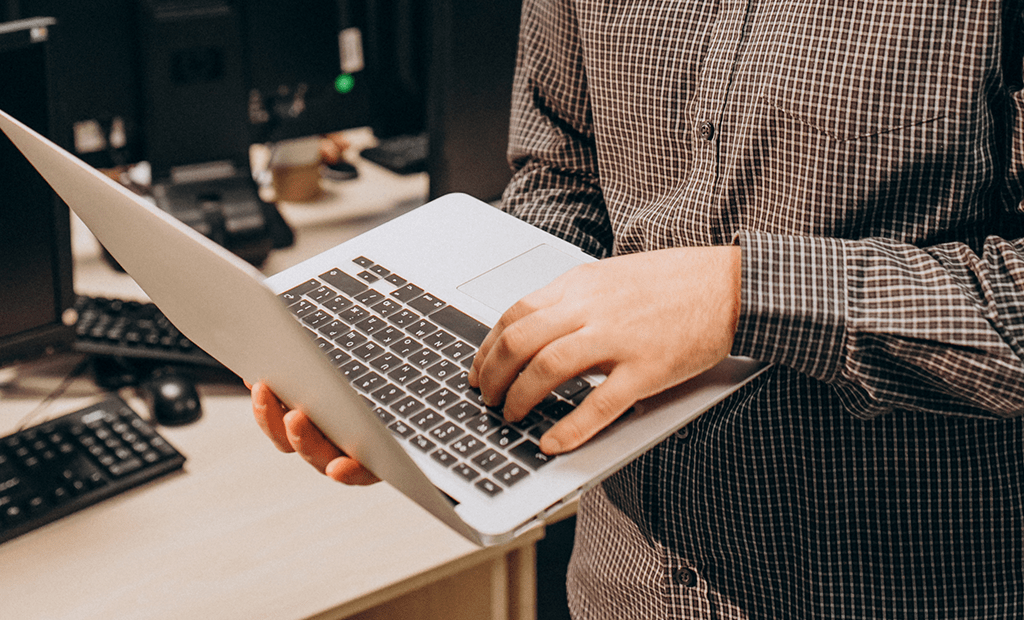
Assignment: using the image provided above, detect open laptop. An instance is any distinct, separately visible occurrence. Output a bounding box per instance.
[0,108,767,546]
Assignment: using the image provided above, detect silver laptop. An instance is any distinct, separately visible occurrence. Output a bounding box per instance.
[0,109,766,546]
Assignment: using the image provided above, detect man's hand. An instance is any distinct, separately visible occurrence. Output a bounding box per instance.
[250,381,380,485]
[468,246,741,455]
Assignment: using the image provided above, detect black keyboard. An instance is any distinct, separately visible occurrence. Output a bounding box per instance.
[0,394,186,544]
[360,133,428,175]
[73,295,221,368]
[279,256,596,498]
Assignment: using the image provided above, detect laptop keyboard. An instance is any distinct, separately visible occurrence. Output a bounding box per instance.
[278,256,594,497]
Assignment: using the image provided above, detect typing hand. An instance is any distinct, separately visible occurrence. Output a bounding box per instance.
[468,246,742,455]
[250,381,380,485]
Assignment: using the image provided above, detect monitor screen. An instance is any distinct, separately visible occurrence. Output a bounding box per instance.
[0,18,75,367]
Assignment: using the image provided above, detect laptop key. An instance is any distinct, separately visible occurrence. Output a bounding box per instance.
[475,478,502,497]
[509,440,555,470]
[319,268,368,296]
[495,463,530,487]
[453,463,480,482]
[431,305,491,346]
[471,449,506,472]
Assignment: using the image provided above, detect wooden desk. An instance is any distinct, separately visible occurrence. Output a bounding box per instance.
[0,131,543,620]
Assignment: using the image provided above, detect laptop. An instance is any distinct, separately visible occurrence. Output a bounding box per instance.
[0,109,767,546]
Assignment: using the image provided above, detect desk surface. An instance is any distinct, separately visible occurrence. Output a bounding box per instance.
[0,130,541,620]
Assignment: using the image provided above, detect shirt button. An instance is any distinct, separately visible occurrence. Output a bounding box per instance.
[698,120,715,141]
[676,425,691,441]
[675,567,698,587]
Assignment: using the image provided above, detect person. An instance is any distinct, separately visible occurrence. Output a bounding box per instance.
[252,0,1024,617]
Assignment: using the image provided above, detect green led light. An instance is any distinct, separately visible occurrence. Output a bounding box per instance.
[335,74,355,94]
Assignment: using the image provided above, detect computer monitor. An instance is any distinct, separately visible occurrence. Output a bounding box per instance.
[16,0,373,167]
[17,0,144,170]
[359,0,520,202]
[241,0,372,144]
[0,17,76,367]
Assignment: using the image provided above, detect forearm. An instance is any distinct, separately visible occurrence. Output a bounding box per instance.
[734,230,1024,420]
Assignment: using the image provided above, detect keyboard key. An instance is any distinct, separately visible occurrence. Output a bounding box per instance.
[387,363,421,385]
[488,426,522,449]
[409,293,447,315]
[495,463,530,487]
[372,298,402,318]
[370,352,403,373]
[320,268,368,295]
[426,359,459,381]
[510,440,555,469]
[406,319,438,339]
[391,283,424,302]
[425,388,459,410]
[352,256,374,268]
[410,435,436,453]
[425,330,456,350]
[371,384,405,406]
[357,270,380,284]
[408,349,441,369]
[308,285,338,303]
[388,309,420,328]
[471,449,507,472]
[431,306,491,346]
[355,289,384,306]
[323,296,354,314]
[475,478,502,496]
[411,410,444,430]
[429,422,464,444]
[388,420,415,438]
[445,401,482,422]
[389,337,422,357]
[450,436,486,457]
[338,306,370,324]
[408,376,441,398]
[389,396,424,418]
[334,330,367,351]
[442,340,474,362]
[385,273,407,287]
[281,279,320,301]
[453,463,480,482]
[554,377,591,400]
[431,449,458,467]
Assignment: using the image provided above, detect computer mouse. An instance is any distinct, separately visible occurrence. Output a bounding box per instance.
[145,369,202,426]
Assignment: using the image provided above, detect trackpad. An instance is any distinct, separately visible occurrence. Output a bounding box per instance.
[458,244,584,312]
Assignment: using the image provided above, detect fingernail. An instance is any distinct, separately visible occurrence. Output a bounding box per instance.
[540,435,561,455]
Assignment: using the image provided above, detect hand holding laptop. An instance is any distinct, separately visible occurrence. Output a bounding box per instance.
[251,245,742,478]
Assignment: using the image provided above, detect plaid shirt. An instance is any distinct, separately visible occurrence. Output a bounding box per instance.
[502,0,1024,618]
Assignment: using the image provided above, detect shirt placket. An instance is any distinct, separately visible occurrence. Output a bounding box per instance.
[681,0,755,247]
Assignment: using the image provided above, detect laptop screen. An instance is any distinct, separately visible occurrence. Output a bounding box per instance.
[0,18,75,367]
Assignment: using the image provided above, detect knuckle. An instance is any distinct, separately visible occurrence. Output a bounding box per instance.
[496,321,532,359]
[530,345,569,377]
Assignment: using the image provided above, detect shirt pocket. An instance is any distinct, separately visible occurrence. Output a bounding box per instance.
[754,2,952,142]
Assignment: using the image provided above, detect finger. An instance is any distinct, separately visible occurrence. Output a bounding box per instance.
[251,382,294,453]
[283,409,347,475]
[501,329,606,421]
[325,457,381,486]
[468,280,568,386]
[539,372,640,455]
[473,303,587,408]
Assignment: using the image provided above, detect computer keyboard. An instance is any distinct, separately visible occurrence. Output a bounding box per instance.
[73,295,221,368]
[0,394,186,544]
[360,133,428,175]
[280,255,596,497]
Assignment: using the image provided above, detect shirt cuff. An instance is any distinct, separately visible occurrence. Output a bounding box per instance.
[730,230,848,383]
